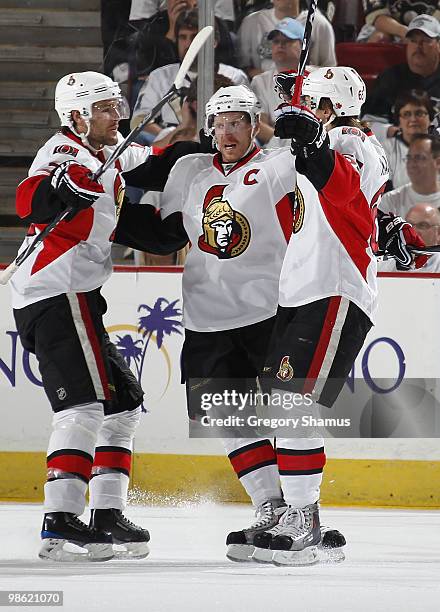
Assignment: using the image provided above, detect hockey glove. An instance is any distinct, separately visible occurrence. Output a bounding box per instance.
[51,160,104,220]
[274,104,328,158]
[377,211,428,270]
[273,71,296,102]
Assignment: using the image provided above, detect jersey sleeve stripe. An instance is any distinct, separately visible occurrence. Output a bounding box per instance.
[275,193,295,242]
[16,175,48,218]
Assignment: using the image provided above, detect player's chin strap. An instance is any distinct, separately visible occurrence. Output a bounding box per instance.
[70,118,105,153]
[324,113,336,128]
[241,136,258,159]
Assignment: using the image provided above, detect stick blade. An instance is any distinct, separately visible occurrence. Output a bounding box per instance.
[410,245,440,254]
[174,25,213,90]
[0,262,18,285]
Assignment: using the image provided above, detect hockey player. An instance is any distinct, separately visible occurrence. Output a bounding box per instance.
[234,66,426,566]
[113,80,425,566]
[9,71,158,561]
[115,84,365,561]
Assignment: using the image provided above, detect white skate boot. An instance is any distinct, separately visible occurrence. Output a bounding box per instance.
[226,499,286,562]
[269,502,322,566]
[253,519,346,564]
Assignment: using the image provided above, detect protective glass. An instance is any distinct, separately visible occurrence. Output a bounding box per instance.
[91,97,130,120]
[210,114,250,135]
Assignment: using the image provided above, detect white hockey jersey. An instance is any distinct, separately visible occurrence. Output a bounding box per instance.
[160,147,297,332]
[279,126,390,323]
[10,129,151,309]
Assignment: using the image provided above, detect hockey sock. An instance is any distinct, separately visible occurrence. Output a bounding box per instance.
[276,437,326,507]
[45,402,104,515]
[89,407,141,510]
[223,438,282,506]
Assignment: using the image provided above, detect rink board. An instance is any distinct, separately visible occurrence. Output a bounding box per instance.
[1,267,440,507]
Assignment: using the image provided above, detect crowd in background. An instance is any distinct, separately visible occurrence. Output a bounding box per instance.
[99,0,440,268]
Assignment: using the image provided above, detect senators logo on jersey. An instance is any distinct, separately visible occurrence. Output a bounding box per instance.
[198,185,251,259]
[114,172,125,219]
[293,186,305,234]
[276,355,294,381]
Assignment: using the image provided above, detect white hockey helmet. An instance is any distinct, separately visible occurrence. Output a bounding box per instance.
[301,67,366,117]
[204,85,262,136]
[54,71,129,126]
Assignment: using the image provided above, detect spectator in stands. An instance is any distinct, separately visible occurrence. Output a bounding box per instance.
[380,89,434,189]
[357,1,440,43]
[148,73,234,148]
[380,133,440,217]
[406,202,440,246]
[129,0,236,29]
[132,0,236,80]
[131,10,247,144]
[250,17,304,145]
[362,15,440,139]
[101,0,132,82]
[238,0,336,78]
[378,203,440,272]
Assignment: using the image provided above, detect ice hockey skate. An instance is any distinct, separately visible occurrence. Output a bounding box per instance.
[253,519,346,564]
[268,502,322,566]
[90,509,150,559]
[226,498,286,562]
[319,525,346,562]
[39,512,114,562]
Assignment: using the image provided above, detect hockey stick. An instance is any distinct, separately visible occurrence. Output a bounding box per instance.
[93,25,213,180]
[378,245,440,259]
[0,26,213,286]
[408,245,440,254]
[0,207,73,285]
[291,0,318,105]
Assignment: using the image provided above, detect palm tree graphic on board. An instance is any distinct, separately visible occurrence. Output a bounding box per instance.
[114,297,183,412]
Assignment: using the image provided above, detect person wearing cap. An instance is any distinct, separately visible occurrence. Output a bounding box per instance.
[358,1,440,43]
[362,14,440,141]
[250,17,305,146]
[237,0,336,79]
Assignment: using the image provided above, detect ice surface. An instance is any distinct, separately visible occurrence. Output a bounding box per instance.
[0,503,439,612]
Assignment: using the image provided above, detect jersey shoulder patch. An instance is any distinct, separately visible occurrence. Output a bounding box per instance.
[341,126,366,142]
[53,144,79,157]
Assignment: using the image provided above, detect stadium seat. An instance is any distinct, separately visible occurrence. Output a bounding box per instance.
[335,42,406,90]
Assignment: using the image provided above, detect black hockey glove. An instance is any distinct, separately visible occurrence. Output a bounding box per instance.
[377,210,428,270]
[104,333,144,411]
[51,160,104,221]
[274,104,328,158]
[273,71,296,102]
